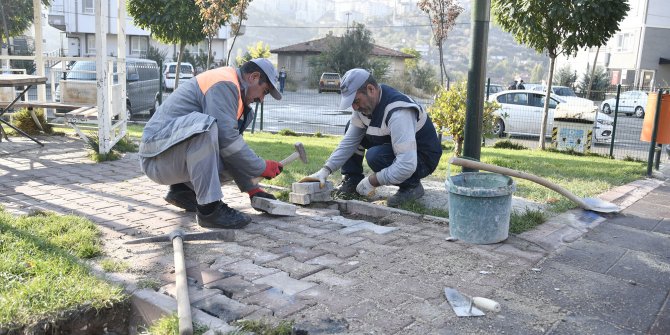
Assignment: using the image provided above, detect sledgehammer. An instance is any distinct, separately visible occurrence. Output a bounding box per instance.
[251,142,308,185]
[125,230,235,335]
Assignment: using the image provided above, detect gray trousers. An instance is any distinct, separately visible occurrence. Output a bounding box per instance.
[141,126,233,205]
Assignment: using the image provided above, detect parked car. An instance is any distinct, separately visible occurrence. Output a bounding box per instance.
[485,83,504,96]
[319,72,341,93]
[162,62,194,91]
[530,85,596,107]
[600,90,648,118]
[55,58,161,118]
[488,90,613,142]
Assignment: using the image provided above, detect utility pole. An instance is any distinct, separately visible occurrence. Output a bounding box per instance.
[345,12,351,31]
[462,0,491,169]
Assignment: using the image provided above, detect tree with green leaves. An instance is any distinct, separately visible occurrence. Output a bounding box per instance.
[429,82,499,156]
[235,41,270,65]
[530,63,545,84]
[0,0,51,68]
[417,0,463,89]
[195,0,238,69]
[492,0,630,149]
[553,64,577,88]
[128,0,206,90]
[577,66,609,101]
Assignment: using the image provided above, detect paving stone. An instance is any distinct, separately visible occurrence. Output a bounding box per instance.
[236,233,287,250]
[253,271,317,295]
[251,197,297,216]
[159,283,222,304]
[265,256,325,279]
[270,244,326,262]
[291,181,334,194]
[349,239,402,256]
[653,218,670,236]
[313,242,359,259]
[547,239,627,274]
[215,259,279,281]
[650,297,670,335]
[330,259,362,274]
[281,223,331,237]
[192,294,258,322]
[205,275,271,299]
[350,229,401,244]
[510,260,665,332]
[302,269,355,287]
[289,192,311,205]
[494,244,545,264]
[214,243,285,264]
[243,287,314,318]
[305,254,344,267]
[606,249,670,289]
[318,231,366,246]
[586,222,670,258]
[605,213,663,231]
[550,315,641,335]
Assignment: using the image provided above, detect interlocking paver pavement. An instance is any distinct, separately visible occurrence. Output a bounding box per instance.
[1,136,669,333]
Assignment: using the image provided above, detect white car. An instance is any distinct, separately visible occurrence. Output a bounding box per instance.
[162,62,194,91]
[488,90,613,142]
[531,85,596,106]
[600,90,648,118]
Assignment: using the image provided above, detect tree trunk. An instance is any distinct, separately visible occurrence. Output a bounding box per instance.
[226,22,242,66]
[586,46,600,100]
[206,35,212,70]
[539,57,556,150]
[0,0,11,71]
[438,40,444,86]
[175,43,184,90]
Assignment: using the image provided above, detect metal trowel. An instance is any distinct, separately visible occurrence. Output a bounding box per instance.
[444,287,485,317]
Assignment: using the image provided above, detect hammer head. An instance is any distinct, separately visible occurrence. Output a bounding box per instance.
[294,142,308,164]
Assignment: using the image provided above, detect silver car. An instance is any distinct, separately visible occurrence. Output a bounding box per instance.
[600,90,648,118]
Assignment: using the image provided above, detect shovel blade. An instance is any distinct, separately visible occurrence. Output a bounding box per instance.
[444,287,485,317]
[582,197,620,213]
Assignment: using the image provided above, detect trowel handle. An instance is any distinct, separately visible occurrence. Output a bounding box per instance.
[473,297,501,312]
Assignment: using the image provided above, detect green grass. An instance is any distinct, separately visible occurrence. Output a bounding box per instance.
[509,208,547,234]
[397,200,450,219]
[144,314,209,335]
[100,258,130,273]
[230,319,294,335]
[0,208,125,326]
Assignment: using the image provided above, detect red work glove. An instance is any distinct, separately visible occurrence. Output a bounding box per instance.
[247,188,277,200]
[261,160,283,179]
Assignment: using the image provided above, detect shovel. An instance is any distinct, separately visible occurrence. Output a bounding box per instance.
[449,157,620,213]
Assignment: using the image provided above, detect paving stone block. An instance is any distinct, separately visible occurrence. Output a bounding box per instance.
[265,256,326,279]
[215,259,279,281]
[159,283,222,304]
[313,242,359,259]
[243,287,314,318]
[309,191,332,202]
[302,269,355,287]
[350,239,402,256]
[272,245,327,262]
[289,192,311,205]
[253,271,317,295]
[349,230,400,245]
[305,254,344,267]
[291,181,334,194]
[205,275,271,299]
[251,197,297,216]
[319,231,366,246]
[192,294,258,322]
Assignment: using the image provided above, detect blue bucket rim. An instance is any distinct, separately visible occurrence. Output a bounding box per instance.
[445,172,516,197]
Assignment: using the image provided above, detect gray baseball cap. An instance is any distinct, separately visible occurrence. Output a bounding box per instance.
[250,58,282,100]
[339,68,370,109]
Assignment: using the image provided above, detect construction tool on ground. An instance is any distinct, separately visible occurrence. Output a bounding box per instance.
[251,142,308,185]
[449,157,620,213]
[444,287,485,317]
[125,230,235,335]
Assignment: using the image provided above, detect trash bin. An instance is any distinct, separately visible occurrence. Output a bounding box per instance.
[640,93,670,144]
[551,104,596,153]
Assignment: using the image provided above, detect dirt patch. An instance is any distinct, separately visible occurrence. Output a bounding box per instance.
[0,300,131,335]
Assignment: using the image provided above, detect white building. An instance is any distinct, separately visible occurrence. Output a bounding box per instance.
[47,0,231,63]
[556,0,670,90]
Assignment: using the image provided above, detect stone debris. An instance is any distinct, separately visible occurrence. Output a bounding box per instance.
[251,197,297,216]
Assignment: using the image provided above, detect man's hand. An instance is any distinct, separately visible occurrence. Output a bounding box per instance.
[299,167,331,188]
[356,176,376,197]
[247,188,277,200]
[261,160,283,179]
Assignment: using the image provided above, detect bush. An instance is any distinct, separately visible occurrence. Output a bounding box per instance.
[493,140,527,150]
[278,128,298,136]
[11,108,52,135]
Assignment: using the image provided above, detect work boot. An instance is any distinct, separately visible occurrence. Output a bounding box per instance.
[337,175,364,195]
[164,184,197,212]
[387,183,425,207]
[196,201,252,229]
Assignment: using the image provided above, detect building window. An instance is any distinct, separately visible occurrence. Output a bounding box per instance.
[86,34,95,55]
[83,0,94,14]
[130,36,148,56]
[614,33,632,52]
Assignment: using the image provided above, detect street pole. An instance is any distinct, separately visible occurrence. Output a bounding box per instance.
[462,0,491,170]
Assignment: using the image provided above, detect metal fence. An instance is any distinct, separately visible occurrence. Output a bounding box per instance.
[7,59,668,164]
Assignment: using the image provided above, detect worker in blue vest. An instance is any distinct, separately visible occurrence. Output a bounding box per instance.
[300,68,443,207]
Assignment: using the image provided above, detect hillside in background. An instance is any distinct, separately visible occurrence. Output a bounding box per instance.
[232,0,549,85]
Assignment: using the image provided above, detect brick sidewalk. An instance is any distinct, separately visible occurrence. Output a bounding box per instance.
[1,136,667,333]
